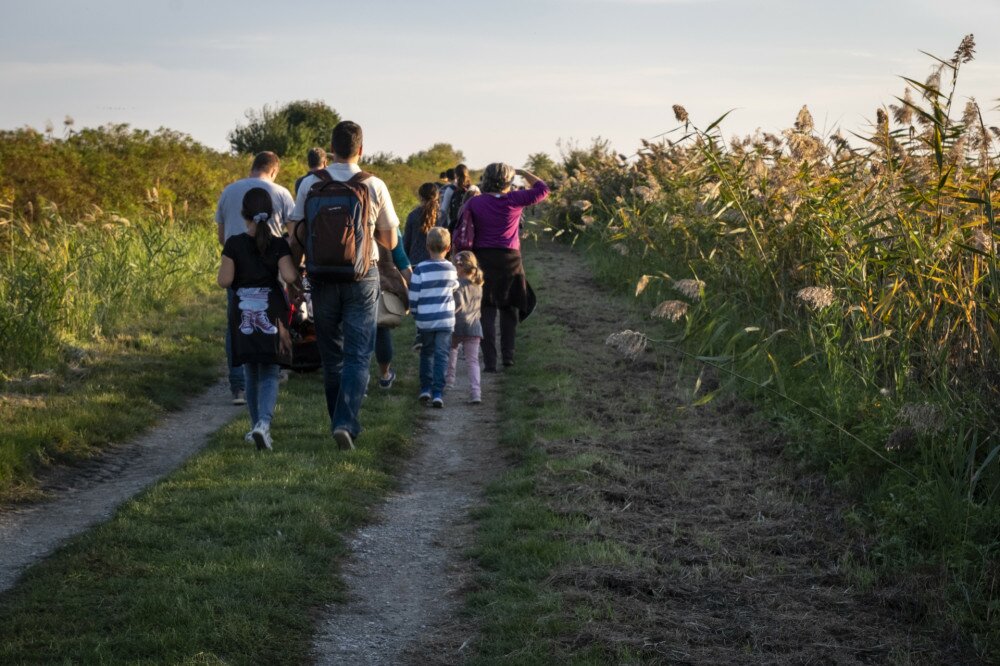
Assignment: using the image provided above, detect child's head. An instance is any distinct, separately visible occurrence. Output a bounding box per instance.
[241,187,274,256]
[426,227,450,257]
[453,251,484,285]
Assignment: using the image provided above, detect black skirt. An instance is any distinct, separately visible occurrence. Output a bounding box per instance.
[473,248,535,319]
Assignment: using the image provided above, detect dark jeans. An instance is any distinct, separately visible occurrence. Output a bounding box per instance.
[418,329,452,395]
[310,272,379,438]
[481,305,518,370]
[375,326,393,366]
[226,289,244,393]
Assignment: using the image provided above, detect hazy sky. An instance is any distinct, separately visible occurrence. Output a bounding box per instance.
[1,0,999,167]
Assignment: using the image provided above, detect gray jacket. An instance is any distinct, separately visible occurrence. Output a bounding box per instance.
[453,279,483,338]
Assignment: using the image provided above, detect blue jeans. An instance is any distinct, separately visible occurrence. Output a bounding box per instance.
[244,363,280,427]
[226,289,245,393]
[311,272,379,438]
[419,329,452,396]
[375,326,393,366]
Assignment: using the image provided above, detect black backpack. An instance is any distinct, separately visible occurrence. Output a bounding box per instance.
[298,170,374,281]
[447,187,471,232]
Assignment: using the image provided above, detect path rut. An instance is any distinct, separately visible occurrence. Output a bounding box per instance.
[0,379,241,595]
[312,371,502,665]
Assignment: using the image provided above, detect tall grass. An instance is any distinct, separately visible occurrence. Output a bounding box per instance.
[542,36,999,655]
[0,198,217,373]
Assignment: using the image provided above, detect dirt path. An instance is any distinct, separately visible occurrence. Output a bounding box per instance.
[312,371,502,665]
[513,242,969,663]
[0,379,241,595]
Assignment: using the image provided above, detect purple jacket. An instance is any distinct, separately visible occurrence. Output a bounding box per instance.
[466,180,549,251]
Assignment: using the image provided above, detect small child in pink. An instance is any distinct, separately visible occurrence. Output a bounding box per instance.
[446,251,484,404]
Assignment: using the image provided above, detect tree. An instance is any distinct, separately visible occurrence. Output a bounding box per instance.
[404,143,465,173]
[228,100,340,158]
[524,152,560,182]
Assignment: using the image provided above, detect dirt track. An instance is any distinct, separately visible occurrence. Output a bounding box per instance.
[515,241,974,663]
[0,380,241,595]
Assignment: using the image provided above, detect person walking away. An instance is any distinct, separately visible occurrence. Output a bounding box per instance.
[445,251,484,404]
[287,121,400,451]
[216,187,300,450]
[216,151,296,404]
[375,228,411,389]
[402,183,440,266]
[441,163,481,232]
[409,228,458,408]
[464,163,549,371]
[295,147,328,197]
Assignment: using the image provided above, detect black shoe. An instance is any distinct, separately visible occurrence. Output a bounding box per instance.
[502,359,514,367]
[483,366,498,373]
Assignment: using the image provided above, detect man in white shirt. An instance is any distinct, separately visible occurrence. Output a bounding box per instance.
[287,121,399,450]
[215,151,296,404]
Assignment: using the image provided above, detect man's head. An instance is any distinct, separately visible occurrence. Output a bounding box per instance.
[307,146,328,170]
[331,121,363,161]
[439,171,447,181]
[426,227,451,256]
[250,151,281,180]
[446,168,456,182]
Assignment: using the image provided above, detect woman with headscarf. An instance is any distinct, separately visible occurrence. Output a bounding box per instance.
[463,162,549,371]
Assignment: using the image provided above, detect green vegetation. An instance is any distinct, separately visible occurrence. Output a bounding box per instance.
[228,100,341,159]
[540,37,999,655]
[468,260,641,664]
[0,366,419,664]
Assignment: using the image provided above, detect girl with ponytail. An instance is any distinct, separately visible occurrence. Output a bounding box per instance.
[445,250,485,404]
[402,182,441,266]
[217,187,300,450]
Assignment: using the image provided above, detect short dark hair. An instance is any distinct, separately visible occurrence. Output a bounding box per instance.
[331,121,363,159]
[446,168,455,180]
[306,146,327,169]
[439,171,447,179]
[251,151,280,174]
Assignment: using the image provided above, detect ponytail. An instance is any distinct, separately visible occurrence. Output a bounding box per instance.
[418,182,439,233]
[240,187,275,257]
[454,251,484,285]
[253,211,271,256]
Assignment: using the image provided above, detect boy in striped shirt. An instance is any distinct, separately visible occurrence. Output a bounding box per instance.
[409,227,459,407]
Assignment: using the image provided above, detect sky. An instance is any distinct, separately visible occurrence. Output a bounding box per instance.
[1,0,999,168]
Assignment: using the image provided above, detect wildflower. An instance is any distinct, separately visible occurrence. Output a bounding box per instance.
[898,403,944,435]
[795,286,834,310]
[891,88,914,127]
[794,105,814,133]
[672,104,689,124]
[651,300,688,322]
[924,67,942,98]
[572,200,592,212]
[876,108,889,134]
[580,214,595,226]
[971,228,994,253]
[673,279,705,301]
[612,243,629,256]
[605,330,649,361]
[962,99,980,129]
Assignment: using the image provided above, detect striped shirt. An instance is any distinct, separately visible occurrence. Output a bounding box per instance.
[409,259,459,331]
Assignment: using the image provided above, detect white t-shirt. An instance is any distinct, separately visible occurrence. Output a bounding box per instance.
[290,162,400,261]
[215,177,296,242]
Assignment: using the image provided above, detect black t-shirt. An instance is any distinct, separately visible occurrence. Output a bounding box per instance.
[222,234,291,288]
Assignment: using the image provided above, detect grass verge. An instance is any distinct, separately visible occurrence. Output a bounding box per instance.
[0,288,226,503]
[466,254,649,664]
[0,329,421,664]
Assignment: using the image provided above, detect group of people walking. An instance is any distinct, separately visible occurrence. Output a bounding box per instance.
[215,120,549,451]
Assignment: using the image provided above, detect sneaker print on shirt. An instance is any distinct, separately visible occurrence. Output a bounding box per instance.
[236,287,278,335]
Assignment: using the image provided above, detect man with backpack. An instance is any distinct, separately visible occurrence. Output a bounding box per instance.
[287,121,400,451]
[440,163,480,231]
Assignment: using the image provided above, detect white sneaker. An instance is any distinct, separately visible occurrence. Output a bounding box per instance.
[333,429,355,451]
[251,421,272,451]
[244,431,254,443]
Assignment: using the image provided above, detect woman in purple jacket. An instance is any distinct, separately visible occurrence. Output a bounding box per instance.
[464,162,549,371]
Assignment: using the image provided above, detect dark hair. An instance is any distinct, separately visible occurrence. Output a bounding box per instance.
[251,151,280,174]
[331,121,363,159]
[455,164,472,190]
[445,168,455,180]
[306,146,327,169]
[241,187,274,257]
[418,182,439,233]
[439,171,447,179]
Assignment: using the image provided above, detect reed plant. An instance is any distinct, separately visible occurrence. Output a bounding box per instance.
[542,36,999,655]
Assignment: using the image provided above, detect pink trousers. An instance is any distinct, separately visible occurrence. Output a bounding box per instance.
[446,336,481,400]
